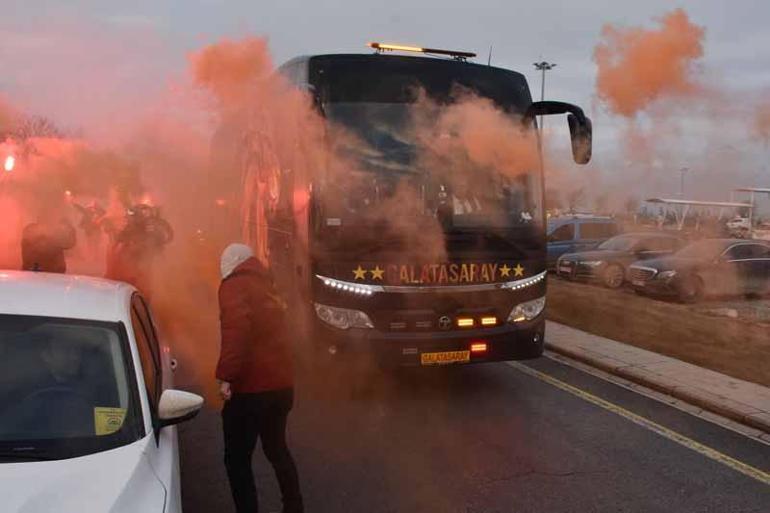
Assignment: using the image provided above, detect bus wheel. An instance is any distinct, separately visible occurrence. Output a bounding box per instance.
[603,264,625,289]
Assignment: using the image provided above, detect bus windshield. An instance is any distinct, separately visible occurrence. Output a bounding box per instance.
[312,56,541,235]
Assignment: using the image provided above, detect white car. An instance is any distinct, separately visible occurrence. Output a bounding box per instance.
[0,271,204,512]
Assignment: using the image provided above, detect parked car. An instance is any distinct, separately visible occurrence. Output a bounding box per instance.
[0,271,203,512]
[628,239,770,302]
[556,232,684,288]
[546,216,619,269]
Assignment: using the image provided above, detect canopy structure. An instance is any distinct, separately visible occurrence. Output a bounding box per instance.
[733,187,770,193]
[645,197,754,231]
[732,187,770,208]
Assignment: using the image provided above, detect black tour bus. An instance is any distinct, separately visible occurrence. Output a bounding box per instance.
[240,43,592,366]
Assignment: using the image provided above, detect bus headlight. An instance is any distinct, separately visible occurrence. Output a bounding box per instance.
[507,296,546,323]
[314,303,374,330]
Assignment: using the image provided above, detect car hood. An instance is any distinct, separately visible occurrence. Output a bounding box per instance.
[560,249,626,262]
[0,437,166,513]
[633,256,704,272]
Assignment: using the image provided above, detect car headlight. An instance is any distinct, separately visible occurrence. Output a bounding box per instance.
[580,260,604,267]
[507,296,546,323]
[657,270,677,280]
[314,303,374,330]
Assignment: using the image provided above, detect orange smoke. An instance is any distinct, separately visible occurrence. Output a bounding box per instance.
[423,95,540,179]
[754,101,770,144]
[594,9,705,117]
[190,37,274,115]
[0,97,20,134]
[191,36,326,267]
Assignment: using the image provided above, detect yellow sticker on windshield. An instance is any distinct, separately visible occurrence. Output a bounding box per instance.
[94,407,126,436]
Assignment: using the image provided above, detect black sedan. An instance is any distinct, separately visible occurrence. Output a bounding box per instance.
[555,232,684,288]
[628,239,770,302]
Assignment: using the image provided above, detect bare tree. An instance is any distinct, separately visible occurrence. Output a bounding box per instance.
[13,115,65,139]
[544,188,563,211]
[566,187,585,213]
[624,196,639,214]
[594,193,609,215]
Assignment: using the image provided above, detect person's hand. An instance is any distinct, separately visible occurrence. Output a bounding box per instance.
[218,380,232,401]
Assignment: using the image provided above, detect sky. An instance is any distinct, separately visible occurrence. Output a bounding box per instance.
[1,0,769,207]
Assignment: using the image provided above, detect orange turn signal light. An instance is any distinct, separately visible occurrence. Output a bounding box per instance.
[456,317,475,328]
[470,342,488,353]
[481,316,497,326]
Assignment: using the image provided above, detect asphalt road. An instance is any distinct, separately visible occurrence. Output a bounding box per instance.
[177,355,770,513]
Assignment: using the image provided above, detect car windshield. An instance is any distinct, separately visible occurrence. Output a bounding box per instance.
[0,315,142,462]
[598,235,637,252]
[675,239,727,259]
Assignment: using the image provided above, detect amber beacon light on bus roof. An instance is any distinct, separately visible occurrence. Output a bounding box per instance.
[367,42,477,61]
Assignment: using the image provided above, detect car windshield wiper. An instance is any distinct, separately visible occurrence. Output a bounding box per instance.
[0,449,59,462]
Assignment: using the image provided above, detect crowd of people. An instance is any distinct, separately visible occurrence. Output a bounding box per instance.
[20,201,174,295]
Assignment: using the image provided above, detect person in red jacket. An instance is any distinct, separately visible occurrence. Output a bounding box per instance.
[216,243,303,513]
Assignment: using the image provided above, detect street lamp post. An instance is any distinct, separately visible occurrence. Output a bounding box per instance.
[533,61,556,136]
[679,167,689,197]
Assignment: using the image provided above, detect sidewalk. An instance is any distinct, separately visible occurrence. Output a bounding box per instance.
[545,321,770,435]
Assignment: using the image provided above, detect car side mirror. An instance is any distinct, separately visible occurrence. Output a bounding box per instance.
[158,389,204,428]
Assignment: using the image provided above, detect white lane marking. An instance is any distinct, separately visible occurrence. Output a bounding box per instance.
[507,361,770,486]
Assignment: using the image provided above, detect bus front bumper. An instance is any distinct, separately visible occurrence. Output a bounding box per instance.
[314,317,545,366]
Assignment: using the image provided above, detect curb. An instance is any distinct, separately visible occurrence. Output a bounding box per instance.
[545,341,770,435]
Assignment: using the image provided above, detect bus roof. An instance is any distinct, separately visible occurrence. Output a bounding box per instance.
[305,53,526,79]
[300,53,531,113]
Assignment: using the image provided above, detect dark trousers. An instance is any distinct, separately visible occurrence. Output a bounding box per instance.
[222,388,303,513]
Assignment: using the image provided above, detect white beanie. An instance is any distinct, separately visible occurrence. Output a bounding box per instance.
[220,243,255,279]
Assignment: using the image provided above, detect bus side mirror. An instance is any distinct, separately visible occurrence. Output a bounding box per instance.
[568,114,592,165]
[524,101,593,165]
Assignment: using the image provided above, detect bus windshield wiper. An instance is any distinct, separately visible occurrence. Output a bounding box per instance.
[445,230,528,258]
[345,236,405,258]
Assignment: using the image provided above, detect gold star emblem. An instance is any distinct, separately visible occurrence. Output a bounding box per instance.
[370,265,384,280]
[499,264,512,278]
[513,264,525,277]
[353,265,367,280]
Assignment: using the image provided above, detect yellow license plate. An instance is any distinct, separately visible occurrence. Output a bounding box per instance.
[420,350,471,366]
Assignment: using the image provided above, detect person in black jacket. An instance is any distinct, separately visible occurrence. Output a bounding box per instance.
[21,217,76,273]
